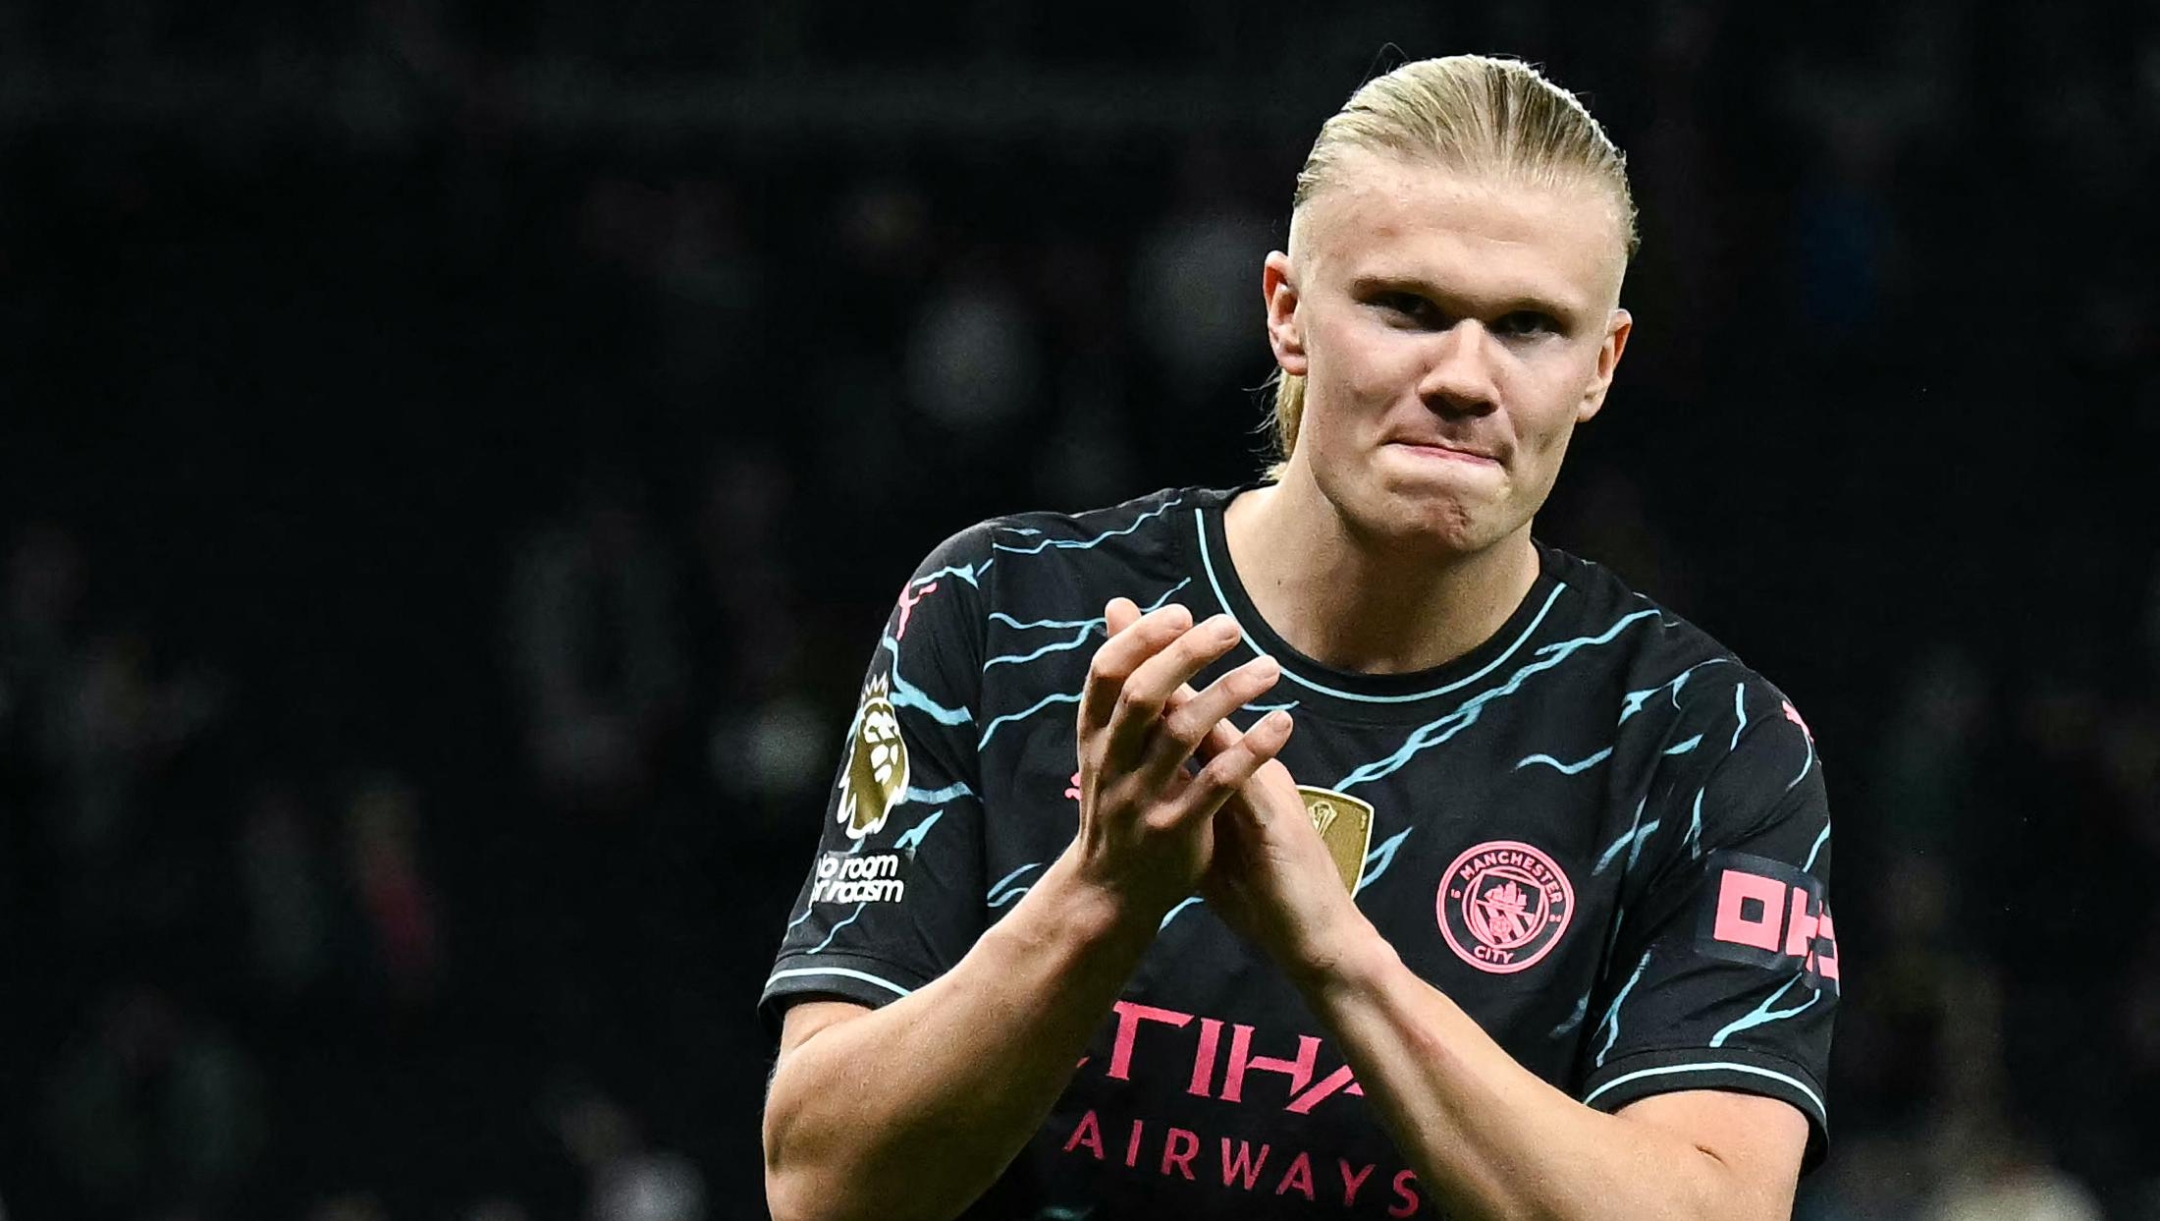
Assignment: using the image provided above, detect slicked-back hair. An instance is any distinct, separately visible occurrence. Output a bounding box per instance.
[1267,55,1637,478]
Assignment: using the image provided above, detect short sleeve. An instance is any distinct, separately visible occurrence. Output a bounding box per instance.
[1575,681,1839,1170]
[759,524,997,1034]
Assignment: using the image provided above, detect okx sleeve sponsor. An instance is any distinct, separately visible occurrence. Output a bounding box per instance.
[1572,681,1838,1168]
[760,524,996,1031]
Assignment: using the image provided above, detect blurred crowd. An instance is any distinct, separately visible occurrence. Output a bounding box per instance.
[3,0,2159,1218]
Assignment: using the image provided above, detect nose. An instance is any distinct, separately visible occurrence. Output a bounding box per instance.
[1415,320,1501,417]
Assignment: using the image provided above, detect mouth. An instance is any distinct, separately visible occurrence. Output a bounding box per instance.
[1385,440,1503,468]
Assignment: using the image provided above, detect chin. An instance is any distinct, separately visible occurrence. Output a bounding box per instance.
[1348,482,1500,557]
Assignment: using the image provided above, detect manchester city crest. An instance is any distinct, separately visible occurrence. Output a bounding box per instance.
[1438,839,1575,974]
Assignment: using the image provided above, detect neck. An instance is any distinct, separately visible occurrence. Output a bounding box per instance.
[1222,475,1539,676]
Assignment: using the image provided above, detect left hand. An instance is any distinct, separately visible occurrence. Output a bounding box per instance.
[1100,601,1377,989]
[1197,729,1375,990]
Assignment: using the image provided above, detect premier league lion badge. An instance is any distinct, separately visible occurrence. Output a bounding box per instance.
[837,675,910,840]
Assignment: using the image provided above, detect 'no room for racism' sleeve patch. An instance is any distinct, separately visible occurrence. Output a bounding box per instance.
[760,523,998,1034]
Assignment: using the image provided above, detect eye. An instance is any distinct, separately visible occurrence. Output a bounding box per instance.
[1371,292,1446,328]
[1493,311,1559,338]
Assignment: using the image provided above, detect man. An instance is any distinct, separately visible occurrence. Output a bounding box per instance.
[761,55,1837,1220]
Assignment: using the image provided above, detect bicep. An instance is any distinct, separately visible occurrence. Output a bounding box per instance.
[778,999,873,1059]
[1617,1090,1807,1220]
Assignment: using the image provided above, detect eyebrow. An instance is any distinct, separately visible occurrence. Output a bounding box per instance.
[1348,274,1582,326]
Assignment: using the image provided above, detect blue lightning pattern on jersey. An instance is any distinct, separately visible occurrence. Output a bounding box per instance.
[912,559,992,589]
[1356,828,1415,895]
[1803,823,1831,873]
[1663,734,1703,756]
[1730,684,1749,750]
[1787,727,1818,792]
[808,906,869,953]
[1625,821,1661,873]
[1594,949,1653,1067]
[1159,896,1204,930]
[1334,609,1664,792]
[894,810,945,852]
[987,862,1042,907]
[1682,788,1706,860]
[1517,746,1614,774]
[981,578,1192,671]
[1242,700,1300,714]
[984,627,1097,672]
[1618,659,1728,725]
[903,782,976,806]
[1551,990,1591,1038]
[991,497,1184,556]
[1595,799,1650,875]
[879,633,974,725]
[1710,975,1821,1048]
[978,690,1082,748]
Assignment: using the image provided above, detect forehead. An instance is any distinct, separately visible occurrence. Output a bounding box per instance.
[1294,151,1626,311]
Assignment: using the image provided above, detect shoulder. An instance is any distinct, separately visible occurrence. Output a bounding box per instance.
[1540,543,1812,730]
[939,486,1218,611]
[1542,544,1825,831]
[912,486,1208,567]
[979,485,1209,555]
[891,486,1216,642]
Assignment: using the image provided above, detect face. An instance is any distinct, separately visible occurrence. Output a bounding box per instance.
[1264,151,1632,558]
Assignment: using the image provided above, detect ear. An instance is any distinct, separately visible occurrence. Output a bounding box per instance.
[1576,308,1631,424]
[1263,251,1307,377]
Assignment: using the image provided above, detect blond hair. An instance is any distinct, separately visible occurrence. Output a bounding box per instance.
[1266,55,1638,477]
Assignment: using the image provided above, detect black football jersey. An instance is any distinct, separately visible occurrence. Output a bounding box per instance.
[761,485,1839,1219]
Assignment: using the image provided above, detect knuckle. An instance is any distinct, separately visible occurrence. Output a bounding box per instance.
[1195,754,1239,789]
[1159,708,1205,749]
[1117,687,1162,724]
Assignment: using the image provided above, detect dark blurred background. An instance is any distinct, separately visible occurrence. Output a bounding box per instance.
[2,1,2157,1218]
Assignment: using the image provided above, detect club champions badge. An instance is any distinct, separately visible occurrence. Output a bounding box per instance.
[1297,786,1375,894]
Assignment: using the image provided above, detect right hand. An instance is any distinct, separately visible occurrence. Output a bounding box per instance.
[1067,598,1294,921]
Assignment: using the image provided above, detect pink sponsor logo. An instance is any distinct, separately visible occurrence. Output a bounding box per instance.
[1065,1000,1434,1209]
[1709,864,1838,983]
[1059,1108,1426,1214]
[1096,1000,1364,1116]
[1437,840,1576,974]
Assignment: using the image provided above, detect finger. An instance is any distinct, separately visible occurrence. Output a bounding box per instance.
[1104,597,1142,637]
[1163,682,1243,764]
[1165,710,1295,828]
[1145,654,1281,784]
[1107,613,1246,763]
[1079,601,1192,734]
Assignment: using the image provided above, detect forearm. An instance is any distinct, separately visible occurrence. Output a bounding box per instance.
[764,852,1155,1221]
[1301,927,1772,1221]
